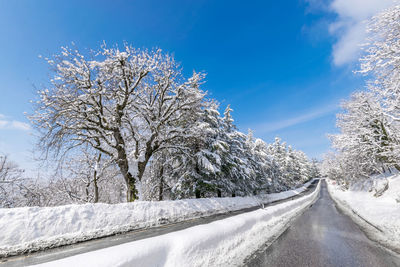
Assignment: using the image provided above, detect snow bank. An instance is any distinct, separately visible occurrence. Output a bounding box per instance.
[327,176,400,253]
[0,179,316,257]
[35,181,321,267]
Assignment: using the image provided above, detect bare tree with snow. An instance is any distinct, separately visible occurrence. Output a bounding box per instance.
[30,43,206,201]
[0,155,25,207]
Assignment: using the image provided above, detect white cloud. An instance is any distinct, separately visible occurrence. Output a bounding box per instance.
[252,104,338,134]
[10,121,31,131]
[0,118,31,131]
[328,0,397,65]
[0,120,8,128]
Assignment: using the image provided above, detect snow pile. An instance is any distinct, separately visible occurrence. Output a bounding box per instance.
[0,179,316,257]
[327,175,400,252]
[35,181,321,267]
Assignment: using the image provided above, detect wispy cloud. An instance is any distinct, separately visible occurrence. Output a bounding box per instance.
[306,0,397,66]
[0,114,31,131]
[11,121,31,131]
[252,104,338,134]
[329,0,396,66]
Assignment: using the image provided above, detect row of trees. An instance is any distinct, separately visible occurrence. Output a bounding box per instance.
[1,115,318,207]
[323,4,400,186]
[1,43,318,207]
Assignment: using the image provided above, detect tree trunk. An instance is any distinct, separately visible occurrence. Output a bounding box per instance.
[126,175,138,202]
[158,165,164,201]
[93,177,99,203]
[195,189,201,198]
[85,181,90,202]
[137,138,158,183]
[113,130,138,202]
[93,153,101,203]
[217,189,222,198]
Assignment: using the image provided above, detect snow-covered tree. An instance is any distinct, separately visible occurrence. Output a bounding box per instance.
[0,155,25,207]
[266,137,312,190]
[328,91,399,183]
[0,155,55,207]
[309,158,321,179]
[30,43,206,201]
[324,5,400,185]
[221,109,255,196]
[360,4,400,166]
[57,147,120,203]
[166,102,226,198]
[360,4,400,105]
[251,138,274,193]
[141,103,314,200]
[220,105,246,195]
[267,137,288,190]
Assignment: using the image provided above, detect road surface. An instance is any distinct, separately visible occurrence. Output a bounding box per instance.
[245,180,400,267]
[0,180,318,266]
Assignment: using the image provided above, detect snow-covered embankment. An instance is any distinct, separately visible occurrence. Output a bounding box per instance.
[327,176,400,253]
[0,179,316,258]
[35,180,321,267]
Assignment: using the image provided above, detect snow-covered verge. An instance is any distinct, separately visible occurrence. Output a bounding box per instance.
[35,180,321,267]
[327,175,400,253]
[0,179,316,258]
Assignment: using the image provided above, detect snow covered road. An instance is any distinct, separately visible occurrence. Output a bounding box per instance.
[245,180,400,267]
[0,181,319,266]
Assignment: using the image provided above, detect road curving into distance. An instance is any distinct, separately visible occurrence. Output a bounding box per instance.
[245,180,400,267]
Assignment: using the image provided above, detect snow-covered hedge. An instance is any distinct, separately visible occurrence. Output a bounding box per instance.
[36,180,321,267]
[327,175,400,253]
[0,179,316,257]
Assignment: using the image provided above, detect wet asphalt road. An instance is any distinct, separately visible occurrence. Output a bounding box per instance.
[0,181,318,266]
[246,180,400,267]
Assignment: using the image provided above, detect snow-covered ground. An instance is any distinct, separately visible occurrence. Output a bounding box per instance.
[34,180,321,267]
[0,179,316,257]
[327,175,400,253]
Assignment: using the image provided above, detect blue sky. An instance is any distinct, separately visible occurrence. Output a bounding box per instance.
[0,0,392,171]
